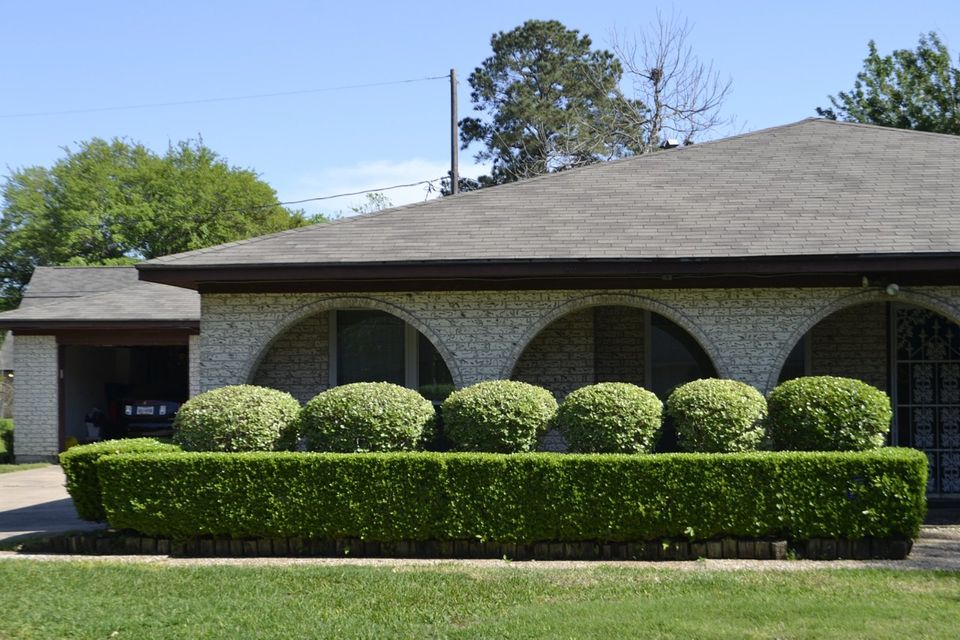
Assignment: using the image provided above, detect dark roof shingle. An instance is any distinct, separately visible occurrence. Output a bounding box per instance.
[141,119,960,271]
[0,266,199,327]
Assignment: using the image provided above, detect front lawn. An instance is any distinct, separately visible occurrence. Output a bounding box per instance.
[0,463,49,474]
[0,562,956,639]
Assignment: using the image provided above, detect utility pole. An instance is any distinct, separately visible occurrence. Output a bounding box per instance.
[450,68,459,194]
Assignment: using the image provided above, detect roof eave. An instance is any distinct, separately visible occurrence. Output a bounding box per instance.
[0,319,200,332]
[136,253,960,292]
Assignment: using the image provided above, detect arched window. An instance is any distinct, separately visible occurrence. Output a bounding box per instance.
[253,309,452,403]
[512,305,715,400]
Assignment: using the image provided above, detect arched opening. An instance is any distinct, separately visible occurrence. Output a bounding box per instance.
[511,304,716,451]
[252,309,453,404]
[777,301,960,497]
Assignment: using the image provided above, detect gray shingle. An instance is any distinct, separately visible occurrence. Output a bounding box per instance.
[0,266,198,324]
[141,119,960,270]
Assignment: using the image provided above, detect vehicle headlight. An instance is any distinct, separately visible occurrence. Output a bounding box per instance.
[125,406,132,416]
[159,405,167,416]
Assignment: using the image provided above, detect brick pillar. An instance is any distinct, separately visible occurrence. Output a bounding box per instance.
[12,334,59,462]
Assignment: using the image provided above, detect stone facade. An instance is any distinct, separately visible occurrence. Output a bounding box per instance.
[594,306,646,387]
[202,286,960,400]
[188,334,201,398]
[14,285,960,459]
[511,306,647,399]
[13,335,58,462]
[512,308,595,399]
[809,302,889,391]
[252,312,329,404]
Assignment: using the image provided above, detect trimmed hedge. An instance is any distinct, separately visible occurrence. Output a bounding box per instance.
[0,418,12,462]
[300,383,436,452]
[173,385,301,452]
[60,438,180,521]
[442,380,557,453]
[768,376,893,451]
[667,379,767,453]
[97,448,927,543]
[553,383,662,453]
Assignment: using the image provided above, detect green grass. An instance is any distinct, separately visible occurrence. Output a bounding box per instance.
[0,562,956,639]
[0,462,49,474]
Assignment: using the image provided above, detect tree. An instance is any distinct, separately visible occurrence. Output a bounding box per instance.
[459,19,646,186]
[349,192,393,214]
[0,138,313,309]
[609,11,733,151]
[817,32,960,134]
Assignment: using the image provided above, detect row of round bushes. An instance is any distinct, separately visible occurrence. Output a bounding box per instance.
[172,375,892,455]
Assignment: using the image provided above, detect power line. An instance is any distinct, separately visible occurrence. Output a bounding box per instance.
[0,74,450,119]
[223,177,448,214]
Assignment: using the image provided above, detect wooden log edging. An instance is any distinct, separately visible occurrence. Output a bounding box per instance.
[26,534,913,560]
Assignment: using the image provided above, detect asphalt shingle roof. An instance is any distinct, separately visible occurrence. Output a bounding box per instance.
[141,119,960,271]
[0,267,199,325]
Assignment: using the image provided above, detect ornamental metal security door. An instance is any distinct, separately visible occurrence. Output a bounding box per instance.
[893,305,960,497]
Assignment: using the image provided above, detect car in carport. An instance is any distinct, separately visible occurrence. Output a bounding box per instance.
[120,399,181,438]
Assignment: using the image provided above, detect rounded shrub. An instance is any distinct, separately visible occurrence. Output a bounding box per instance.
[553,382,662,453]
[666,378,767,453]
[299,382,435,452]
[442,380,557,453]
[173,385,301,452]
[767,376,892,451]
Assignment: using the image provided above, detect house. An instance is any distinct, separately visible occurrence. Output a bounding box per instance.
[1,119,958,496]
[0,333,13,418]
[0,267,199,455]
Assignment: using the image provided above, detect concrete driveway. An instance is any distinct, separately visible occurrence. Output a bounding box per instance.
[0,466,102,542]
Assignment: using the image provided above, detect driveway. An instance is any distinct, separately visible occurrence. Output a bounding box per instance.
[0,466,102,542]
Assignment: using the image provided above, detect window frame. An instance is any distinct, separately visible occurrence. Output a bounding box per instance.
[328,310,421,388]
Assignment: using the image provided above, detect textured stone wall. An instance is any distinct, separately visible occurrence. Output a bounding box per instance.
[188,335,201,398]
[197,286,960,398]
[594,306,646,386]
[512,308,594,399]
[12,335,59,461]
[809,302,889,391]
[252,312,328,403]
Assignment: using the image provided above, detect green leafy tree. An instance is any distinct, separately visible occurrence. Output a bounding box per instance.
[0,138,314,309]
[349,192,393,214]
[817,32,960,134]
[459,19,646,186]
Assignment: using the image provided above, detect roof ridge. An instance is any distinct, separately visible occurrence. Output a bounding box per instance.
[812,117,960,141]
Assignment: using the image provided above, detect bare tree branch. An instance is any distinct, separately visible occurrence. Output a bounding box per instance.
[610,10,733,151]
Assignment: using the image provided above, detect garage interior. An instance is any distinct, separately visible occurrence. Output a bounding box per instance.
[61,344,189,444]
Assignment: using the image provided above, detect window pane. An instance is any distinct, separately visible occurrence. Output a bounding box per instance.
[337,311,405,385]
[650,313,717,400]
[778,337,807,384]
[418,334,454,401]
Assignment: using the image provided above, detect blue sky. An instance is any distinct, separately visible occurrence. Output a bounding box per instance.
[1,1,957,216]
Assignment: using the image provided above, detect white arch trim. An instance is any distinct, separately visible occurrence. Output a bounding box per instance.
[498,292,724,380]
[243,295,463,388]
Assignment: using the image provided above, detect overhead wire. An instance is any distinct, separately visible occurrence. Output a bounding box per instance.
[0,74,450,119]
[219,177,449,214]
[1,71,457,214]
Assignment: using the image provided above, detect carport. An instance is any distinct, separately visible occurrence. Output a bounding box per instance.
[0,267,199,460]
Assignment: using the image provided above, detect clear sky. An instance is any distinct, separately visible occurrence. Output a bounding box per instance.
[1,1,957,216]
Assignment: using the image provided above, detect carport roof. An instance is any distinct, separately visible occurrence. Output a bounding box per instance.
[0,266,199,331]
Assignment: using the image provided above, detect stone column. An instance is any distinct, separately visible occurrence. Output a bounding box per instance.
[12,334,59,462]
